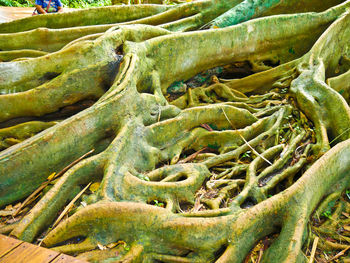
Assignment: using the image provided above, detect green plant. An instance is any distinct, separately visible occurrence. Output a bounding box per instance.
[242,151,251,159]
[322,210,332,219]
[346,189,350,200]
[153,200,165,207]
[0,0,33,7]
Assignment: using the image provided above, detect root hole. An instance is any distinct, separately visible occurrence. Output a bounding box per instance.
[262,59,280,68]
[214,244,228,260]
[240,197,257,209]
[50,235,87,248]
[40,72,60,82]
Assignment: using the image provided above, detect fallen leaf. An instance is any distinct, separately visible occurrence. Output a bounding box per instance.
[97,243,107,250]
[89,182,100,192]
[0,210,15,216]
[107,242,118,249]
[47,172,56,181]
[343,225,350,232]
[342,212,350,218]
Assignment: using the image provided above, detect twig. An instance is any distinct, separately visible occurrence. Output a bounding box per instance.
[178,148,207,164]
[13,149,94,217]
[342,212,350,218]
[329,127,350,145]
[157,105,161,122]
[13,181,50,217]
[52,149,95,180]
[256,248,264,263]
[309,236,319,263]
[326,245,350,262]
[288,123,295,132]
[221,108,272,165]
[200,123,214,131]
[52,182,92,228]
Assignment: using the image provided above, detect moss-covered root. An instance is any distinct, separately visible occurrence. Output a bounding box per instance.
[95,103,255,198]
[0,24,170,95]
[327,69,350,103]
[219,8,350,154]
[0,61,118,122]
[207,0,345,28]
[0,13,313,207]
[0,5,172,34]
[0,50,48,62]
[290,11,350,153]
[0,121,57,150]
[261,139,350,263]
[42,201,232,260]
[15,101,283,241]
[0,102,113,207]
[40,139,350,262]
[10,154,104,242]
[0,0,234,53]
[0,1,200,53]
[0,54,137,207]
[8,101,261,241]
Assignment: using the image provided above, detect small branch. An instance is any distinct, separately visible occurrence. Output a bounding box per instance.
[52,182,92,228]
[178,148,207,163]
[329,127,350,145]
[200,123,214,131]
[326,246,350,262]
[12,149,95,217]
[52,149,95,180]
[221,107,272,165]
[12,182,48,217]
[118,243,144,263]
[256,247,264,263]
[309,236,319,263]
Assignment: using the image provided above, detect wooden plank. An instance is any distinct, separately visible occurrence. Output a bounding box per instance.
[0,242,60,263]
[51,254,88,263]
[0,234,88,263]
[0,234,23,258]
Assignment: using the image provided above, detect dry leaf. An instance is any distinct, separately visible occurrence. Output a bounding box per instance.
[343,225,350,232]
[47,172,56,181]
[0,210,15,216]
[107,242,118,249]
[13,202,21,209]
[5,205,13,211]
[115,240,127,248]
[6,217,20,224]
[97,243,107,250]
[89,182,100,192]
[342,212,350,218]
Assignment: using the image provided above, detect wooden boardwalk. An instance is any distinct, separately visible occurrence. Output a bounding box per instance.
[0,234,87,263]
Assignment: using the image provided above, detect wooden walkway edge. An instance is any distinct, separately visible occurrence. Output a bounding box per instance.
[0,234,87,263]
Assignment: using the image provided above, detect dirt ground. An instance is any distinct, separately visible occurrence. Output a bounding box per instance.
[0,7,33,22]
[0,6,78,23]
